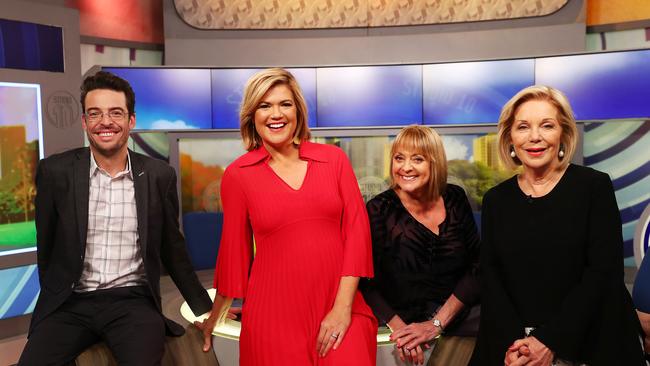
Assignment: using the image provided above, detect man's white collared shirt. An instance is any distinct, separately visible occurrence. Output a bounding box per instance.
[76,152,147,291]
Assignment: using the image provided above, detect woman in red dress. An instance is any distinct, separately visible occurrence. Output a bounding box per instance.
[197,68,377,365]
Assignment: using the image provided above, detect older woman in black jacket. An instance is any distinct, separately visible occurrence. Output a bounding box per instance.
[470,86,644,366]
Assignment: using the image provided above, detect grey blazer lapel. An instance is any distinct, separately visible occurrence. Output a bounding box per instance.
[73,149,90,253]
[131,152,149,256]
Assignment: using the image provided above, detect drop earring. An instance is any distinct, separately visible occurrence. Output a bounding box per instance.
[510,145,516,158]
[559,144,565,159]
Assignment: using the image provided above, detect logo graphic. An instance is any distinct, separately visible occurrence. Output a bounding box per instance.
[46,91,80,129]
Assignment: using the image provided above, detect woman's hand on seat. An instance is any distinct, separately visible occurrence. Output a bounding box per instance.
[194,313,218,352]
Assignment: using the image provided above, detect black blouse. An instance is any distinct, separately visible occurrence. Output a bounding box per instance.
[360,184,480,326]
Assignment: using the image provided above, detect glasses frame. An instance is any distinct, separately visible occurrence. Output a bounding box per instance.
[84,108,129,123]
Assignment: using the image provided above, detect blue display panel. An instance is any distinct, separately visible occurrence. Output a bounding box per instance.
[0,18,64,72]
[211,68,317,129]
[105,68,212,130]
[535,50,650,120]
[423,59,534,124]
[316,65,422,127]
[0,264,39,319]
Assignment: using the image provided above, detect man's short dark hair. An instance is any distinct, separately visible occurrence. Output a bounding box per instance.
[80,71,136,115]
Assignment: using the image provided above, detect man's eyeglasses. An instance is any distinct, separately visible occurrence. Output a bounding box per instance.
[85,109,128,123]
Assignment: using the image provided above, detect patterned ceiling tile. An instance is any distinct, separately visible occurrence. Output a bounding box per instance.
[174,0,569,29]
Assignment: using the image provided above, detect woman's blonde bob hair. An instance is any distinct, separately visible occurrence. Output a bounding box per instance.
[239,68,311,151]
[497,85,578,170]
[390,125,447,202]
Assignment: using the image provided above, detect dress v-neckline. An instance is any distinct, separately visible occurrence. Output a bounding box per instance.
[265,160,311,192]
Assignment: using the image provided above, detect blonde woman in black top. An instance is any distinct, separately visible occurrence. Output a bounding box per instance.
[470,86,645,366]
[362,125,480,365]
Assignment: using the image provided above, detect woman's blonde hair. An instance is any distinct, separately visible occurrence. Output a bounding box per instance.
[239,68,311,151]
[497,85,578,170]
[390,125,447,202]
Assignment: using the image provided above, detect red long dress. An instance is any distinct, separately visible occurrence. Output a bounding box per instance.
[214,141,377,365]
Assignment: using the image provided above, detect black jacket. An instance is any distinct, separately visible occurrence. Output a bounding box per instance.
[31,147,212,336]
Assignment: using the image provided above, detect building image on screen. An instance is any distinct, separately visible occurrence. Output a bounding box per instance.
[0,82,42,256]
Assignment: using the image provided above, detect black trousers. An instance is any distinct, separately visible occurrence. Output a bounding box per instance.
[18,286,166,366]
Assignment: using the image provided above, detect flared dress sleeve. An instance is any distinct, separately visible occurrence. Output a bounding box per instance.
[213,166,254,299]
[335,148,374,278]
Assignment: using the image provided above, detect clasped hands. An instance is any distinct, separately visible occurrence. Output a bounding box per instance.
[389,319,440,365]
[504,336,554,366]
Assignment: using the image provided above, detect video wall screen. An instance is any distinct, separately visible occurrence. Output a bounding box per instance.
[107,49,650,132]
[0,18,64,72]
[211,68,317,129]
[536,50,650,120]
[316,65,422,127]
[104,68,213,130]
[422,59,534,124]
[177,132,514,219]
[0,82,42,256]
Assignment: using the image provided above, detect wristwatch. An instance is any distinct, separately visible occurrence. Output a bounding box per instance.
[431,318,443,335]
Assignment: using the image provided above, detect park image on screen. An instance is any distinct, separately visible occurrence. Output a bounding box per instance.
[0,82,42,256]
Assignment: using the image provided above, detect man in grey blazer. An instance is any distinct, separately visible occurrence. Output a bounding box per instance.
[18,71,213,365]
